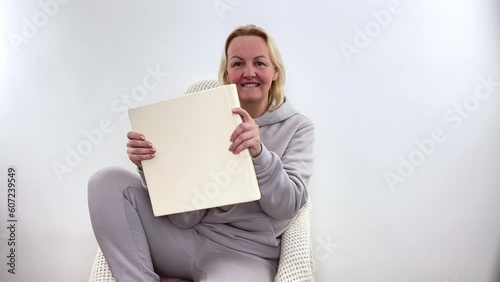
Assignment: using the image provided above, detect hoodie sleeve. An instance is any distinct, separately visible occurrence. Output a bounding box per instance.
[252,121,314,220]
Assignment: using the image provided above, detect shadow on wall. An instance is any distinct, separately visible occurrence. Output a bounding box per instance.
[494,241,500,282]
[490,217,500,282]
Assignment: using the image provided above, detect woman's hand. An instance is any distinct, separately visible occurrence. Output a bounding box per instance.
[126,131,156,169]
[229,108,262,157]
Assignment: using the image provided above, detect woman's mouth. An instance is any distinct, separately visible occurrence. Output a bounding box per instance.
[241,83,259,87]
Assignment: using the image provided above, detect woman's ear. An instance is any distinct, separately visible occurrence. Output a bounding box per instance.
[273,67,279,81]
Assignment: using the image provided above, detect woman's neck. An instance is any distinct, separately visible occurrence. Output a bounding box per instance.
[241,101,269,119]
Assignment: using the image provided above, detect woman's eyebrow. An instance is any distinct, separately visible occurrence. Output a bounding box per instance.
[229,55,269,61]
[254,55,269,60]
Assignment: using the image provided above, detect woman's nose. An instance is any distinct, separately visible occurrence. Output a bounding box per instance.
[243,65,256,78]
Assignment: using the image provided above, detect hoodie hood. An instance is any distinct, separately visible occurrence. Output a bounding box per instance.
[254,97,298,127]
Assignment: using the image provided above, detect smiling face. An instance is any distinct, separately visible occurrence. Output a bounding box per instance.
[226,36,279,114]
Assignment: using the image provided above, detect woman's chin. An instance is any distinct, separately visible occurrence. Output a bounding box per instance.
[239,96,264,106]
[238,91,264,103]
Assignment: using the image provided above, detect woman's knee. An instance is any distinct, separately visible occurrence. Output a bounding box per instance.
[88,166,143,197]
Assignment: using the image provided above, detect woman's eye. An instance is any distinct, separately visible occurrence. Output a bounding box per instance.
[255,62,266,66]
[233,62,243,67]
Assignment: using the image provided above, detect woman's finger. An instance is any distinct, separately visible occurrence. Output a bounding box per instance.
[127,131,146,141]
[232,107,255,124]
[127,147,156,156]
[129,153,155,162]
[230,121,258,144]
[229,123,261,156]
[229,122,256,142]
[127,139,153,149]
[231,135,260,154]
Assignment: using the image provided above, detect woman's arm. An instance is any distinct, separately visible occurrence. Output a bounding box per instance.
[253,123,314,220]
[229,107,315,220]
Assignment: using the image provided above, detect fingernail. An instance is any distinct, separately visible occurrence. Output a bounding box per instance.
[147,142,152,147]
[151,148,156,152]
[140,135,145,140]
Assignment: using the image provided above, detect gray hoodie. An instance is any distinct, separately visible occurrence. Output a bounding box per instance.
[144,98,314,259]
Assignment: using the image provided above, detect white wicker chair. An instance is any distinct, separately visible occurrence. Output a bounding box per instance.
[88,80,314,282]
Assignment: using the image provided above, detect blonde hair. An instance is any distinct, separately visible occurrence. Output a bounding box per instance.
[218,25,286,110]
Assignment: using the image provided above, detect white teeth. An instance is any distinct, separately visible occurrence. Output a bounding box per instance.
[243,83,258,87]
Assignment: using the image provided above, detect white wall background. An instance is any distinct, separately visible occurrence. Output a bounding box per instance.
[1,0,499,281]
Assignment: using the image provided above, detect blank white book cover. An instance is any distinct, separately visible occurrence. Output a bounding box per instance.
[128,84,261,216]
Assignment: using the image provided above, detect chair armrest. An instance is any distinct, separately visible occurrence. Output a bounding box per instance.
[88,248,115,282]
[274,200,315,282]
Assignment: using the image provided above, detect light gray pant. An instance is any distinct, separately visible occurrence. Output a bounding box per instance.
[88,166,277,282]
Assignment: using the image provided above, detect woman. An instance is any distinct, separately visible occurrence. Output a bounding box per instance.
[88,24,314,282]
